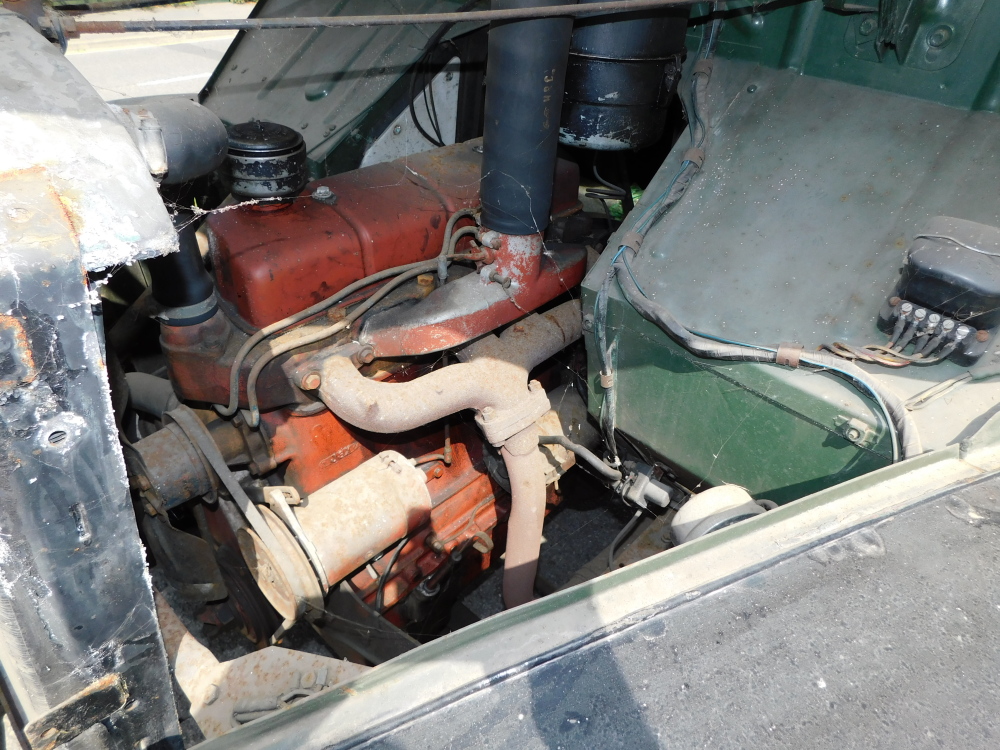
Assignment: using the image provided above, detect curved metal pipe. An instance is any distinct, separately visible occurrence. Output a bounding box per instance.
[317,300,583,608]
[501,426,548,607]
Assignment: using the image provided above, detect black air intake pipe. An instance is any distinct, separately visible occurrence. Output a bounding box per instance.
[145,210,217,324]
[480,0,576,236]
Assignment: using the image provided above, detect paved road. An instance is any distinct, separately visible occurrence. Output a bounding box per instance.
[66,2,252,101]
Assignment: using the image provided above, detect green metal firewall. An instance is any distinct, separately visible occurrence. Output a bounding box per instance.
[583,0,1000,503]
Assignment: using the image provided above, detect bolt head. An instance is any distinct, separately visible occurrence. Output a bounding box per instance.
[927,25,953,48]
[859,16,876,36]
[203,684,220,706]
[300,371,322,390]
[393,124,402,135]
[417,273,435,287]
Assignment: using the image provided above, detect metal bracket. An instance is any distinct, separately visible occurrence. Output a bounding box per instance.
[24,674,127,750]
[835,415,877,448]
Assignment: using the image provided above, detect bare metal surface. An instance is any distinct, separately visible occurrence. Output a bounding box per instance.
[155,593,367,740]
[0,9,176,270]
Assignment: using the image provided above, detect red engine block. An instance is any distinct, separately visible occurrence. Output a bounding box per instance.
[207,140,579,328]
[193,142,578,619]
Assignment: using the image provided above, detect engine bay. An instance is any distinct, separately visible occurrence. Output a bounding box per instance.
[5,0,1000,745]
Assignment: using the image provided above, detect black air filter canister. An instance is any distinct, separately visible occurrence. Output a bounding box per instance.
[226,121,307,201]
[480,0,576,236]
[559,2,689,151]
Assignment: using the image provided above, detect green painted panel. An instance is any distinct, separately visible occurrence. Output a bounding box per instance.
[583,286,891,504]
[693,0,1000,112]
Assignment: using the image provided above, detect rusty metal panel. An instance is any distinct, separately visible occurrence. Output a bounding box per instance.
[0,167,180,746]
[0,9,177,271]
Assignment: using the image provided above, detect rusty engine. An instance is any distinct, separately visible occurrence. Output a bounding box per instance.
[116,11,611,654]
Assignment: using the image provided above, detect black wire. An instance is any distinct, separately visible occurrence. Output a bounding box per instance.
[374,537,408,612]
[407,0,480,147]
[608,510,644,571]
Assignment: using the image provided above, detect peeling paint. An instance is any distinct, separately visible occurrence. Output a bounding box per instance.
[0,10,177,271]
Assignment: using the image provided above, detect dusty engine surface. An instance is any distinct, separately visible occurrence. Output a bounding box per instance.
[124,129,591,649]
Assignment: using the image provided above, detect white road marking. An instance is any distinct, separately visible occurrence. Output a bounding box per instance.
[138,72,214,87]
[67,33,235,55]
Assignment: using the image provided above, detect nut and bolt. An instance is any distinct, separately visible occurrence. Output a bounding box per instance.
[426,533,445,553]
[312,185,335,203]
[203,684,220,706]
[941,319,956,332]
[432,466,444,478]
[299,371,322,390]
[899,301,914,316]
[393,124,402,135]
[845,427,863,443]
[358,346,375,364]
[417,273,435,287]
[582,313,594,331]
[488,271,512,289]
[927,25,953,49]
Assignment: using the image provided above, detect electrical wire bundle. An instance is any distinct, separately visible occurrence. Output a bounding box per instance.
[823,303,972,368]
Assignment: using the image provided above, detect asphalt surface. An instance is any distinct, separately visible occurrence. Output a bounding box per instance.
[65,1,252,100]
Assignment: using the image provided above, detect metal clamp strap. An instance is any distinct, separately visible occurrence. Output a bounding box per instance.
[692,59,714,77]
[620,230,644,252]
[682,147,706,168]
[775,342,804,368]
